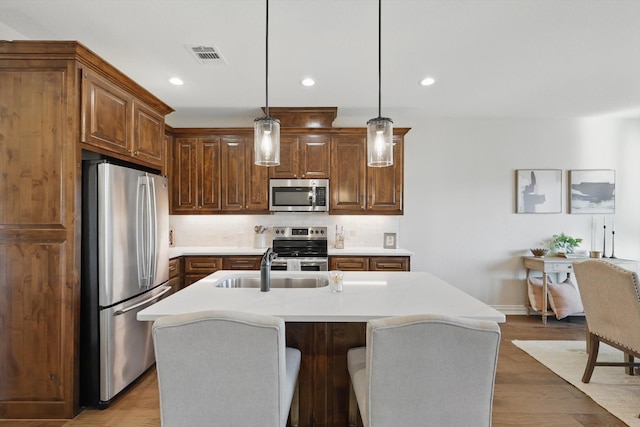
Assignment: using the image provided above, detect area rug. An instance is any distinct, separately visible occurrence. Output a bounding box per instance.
[512,340,640,426]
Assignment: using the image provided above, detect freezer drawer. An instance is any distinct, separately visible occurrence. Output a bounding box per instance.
[99,284,172,403]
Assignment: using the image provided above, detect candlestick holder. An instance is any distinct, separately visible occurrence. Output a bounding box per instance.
[610,230,617,259]
[602,225,608,258]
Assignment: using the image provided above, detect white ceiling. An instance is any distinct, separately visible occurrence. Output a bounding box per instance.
[2,0,640,127]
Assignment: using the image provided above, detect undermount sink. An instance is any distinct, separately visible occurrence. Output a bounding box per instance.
[216,276,329,289]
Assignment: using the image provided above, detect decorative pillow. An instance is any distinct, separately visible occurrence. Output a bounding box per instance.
[527,275,549,312]
[548,277,584,320]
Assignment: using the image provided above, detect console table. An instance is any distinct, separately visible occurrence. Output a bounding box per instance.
[523,256,638,324]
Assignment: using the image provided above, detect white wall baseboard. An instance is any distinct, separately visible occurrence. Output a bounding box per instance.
[491,305,528,315]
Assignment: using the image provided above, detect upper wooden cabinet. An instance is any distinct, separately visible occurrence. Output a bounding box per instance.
[330,134,367,213]
[81,68,170,169]
[0,40,172,420]
[172,137,221,213]
[169,127,408,215]
[132,99,165,165]
[269,134,330,179]
[171,130,269,214]
[82,69,131,154]
[367,136,404,213]
[330,130,406,215]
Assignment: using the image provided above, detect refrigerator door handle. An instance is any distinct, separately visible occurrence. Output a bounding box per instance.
[136,176,154,289]
[113,285,172,316]
[148,177,158,286]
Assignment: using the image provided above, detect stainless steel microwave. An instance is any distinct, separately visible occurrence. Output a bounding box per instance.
[269,179,329,212]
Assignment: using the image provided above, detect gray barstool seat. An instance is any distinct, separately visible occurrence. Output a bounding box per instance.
[347,314,501,427]
[152,310,301,427]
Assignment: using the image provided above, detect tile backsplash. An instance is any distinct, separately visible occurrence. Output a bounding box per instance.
[170,214,400,248]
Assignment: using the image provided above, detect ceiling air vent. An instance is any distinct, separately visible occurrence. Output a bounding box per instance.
[186,44,227,65]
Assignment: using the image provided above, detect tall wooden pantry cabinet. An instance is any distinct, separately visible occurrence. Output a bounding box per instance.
[0,41,172,419]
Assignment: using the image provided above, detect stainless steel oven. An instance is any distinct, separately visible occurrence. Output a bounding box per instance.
[271,226,328,271]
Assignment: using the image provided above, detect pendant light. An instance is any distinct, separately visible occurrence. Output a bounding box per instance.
[367,0,393,167]
[254,0,280,166]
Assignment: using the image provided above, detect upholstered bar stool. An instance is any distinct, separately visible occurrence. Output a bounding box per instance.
[152,310,301,427]
[347,314,501,427]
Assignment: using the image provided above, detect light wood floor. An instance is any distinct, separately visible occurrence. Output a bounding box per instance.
[0,315,628,426]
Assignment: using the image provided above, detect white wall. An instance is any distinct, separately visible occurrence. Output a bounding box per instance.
[170,116,640,311]
[400,118,640,311]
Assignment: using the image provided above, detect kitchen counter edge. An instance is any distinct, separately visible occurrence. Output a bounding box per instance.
[169,246,414,258]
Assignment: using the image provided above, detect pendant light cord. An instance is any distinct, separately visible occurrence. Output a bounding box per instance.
[377,0,382,118]
[265,0,270,117]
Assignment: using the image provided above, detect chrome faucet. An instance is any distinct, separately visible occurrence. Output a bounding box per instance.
[260,248,278,292]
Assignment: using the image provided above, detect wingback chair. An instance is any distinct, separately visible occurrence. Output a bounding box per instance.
[152,310,301,427]
[347,314,501,427]
[572,260,640,382]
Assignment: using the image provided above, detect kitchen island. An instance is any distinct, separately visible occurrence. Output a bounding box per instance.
[139,271,505,427]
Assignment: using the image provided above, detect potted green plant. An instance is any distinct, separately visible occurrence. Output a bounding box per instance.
[549,233,583,257]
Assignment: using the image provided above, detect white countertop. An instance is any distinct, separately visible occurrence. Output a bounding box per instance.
[138,270,505,323]
[169,246,414,258]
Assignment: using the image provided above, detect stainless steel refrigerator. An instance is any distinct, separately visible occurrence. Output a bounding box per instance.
[80,161,172,408]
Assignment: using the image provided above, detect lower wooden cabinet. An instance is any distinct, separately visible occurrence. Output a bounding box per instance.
[329,256,410,271]
[180,255,262,288]
[286,322,366,427]
[329,256,369,271]
[369,256,410,271]
[222,256,261,270]
[168,257,182,292]
[183,256,222,288]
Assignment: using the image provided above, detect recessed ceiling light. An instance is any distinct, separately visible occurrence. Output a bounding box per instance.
[420,77,436,86]
[169,77,184,86]
[301,78,315,87]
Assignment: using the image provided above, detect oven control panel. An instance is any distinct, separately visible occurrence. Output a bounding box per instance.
[273,226,327,239]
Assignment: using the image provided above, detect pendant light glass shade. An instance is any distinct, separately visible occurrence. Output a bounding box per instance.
[367,0,393,168]
[254,0,280,166]
[366,116,393,167]
[254,116,280,166]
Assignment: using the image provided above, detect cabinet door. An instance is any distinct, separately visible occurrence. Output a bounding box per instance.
[222,256,262,270]
[245,141,270,212]
[172,138,198,213]
[329,256,369,271]
[168,257,181,279]
[367,138,403,213]
[220,136,245,211]
[199,139,222,212]
[369,256,410,271]
[82,69,132,155]
[269,137,298,178]
[184,256,222,274]
[300,135,330,178]
[132,99,164,167]
[0,62,79,418]
[330,136,366,212]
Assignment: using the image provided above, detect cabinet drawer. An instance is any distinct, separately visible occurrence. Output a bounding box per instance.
[548,262,573,273]
[184,256,222,274]
[369,256,410,271]
[222,256,261,270]
[329,257,369,271]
